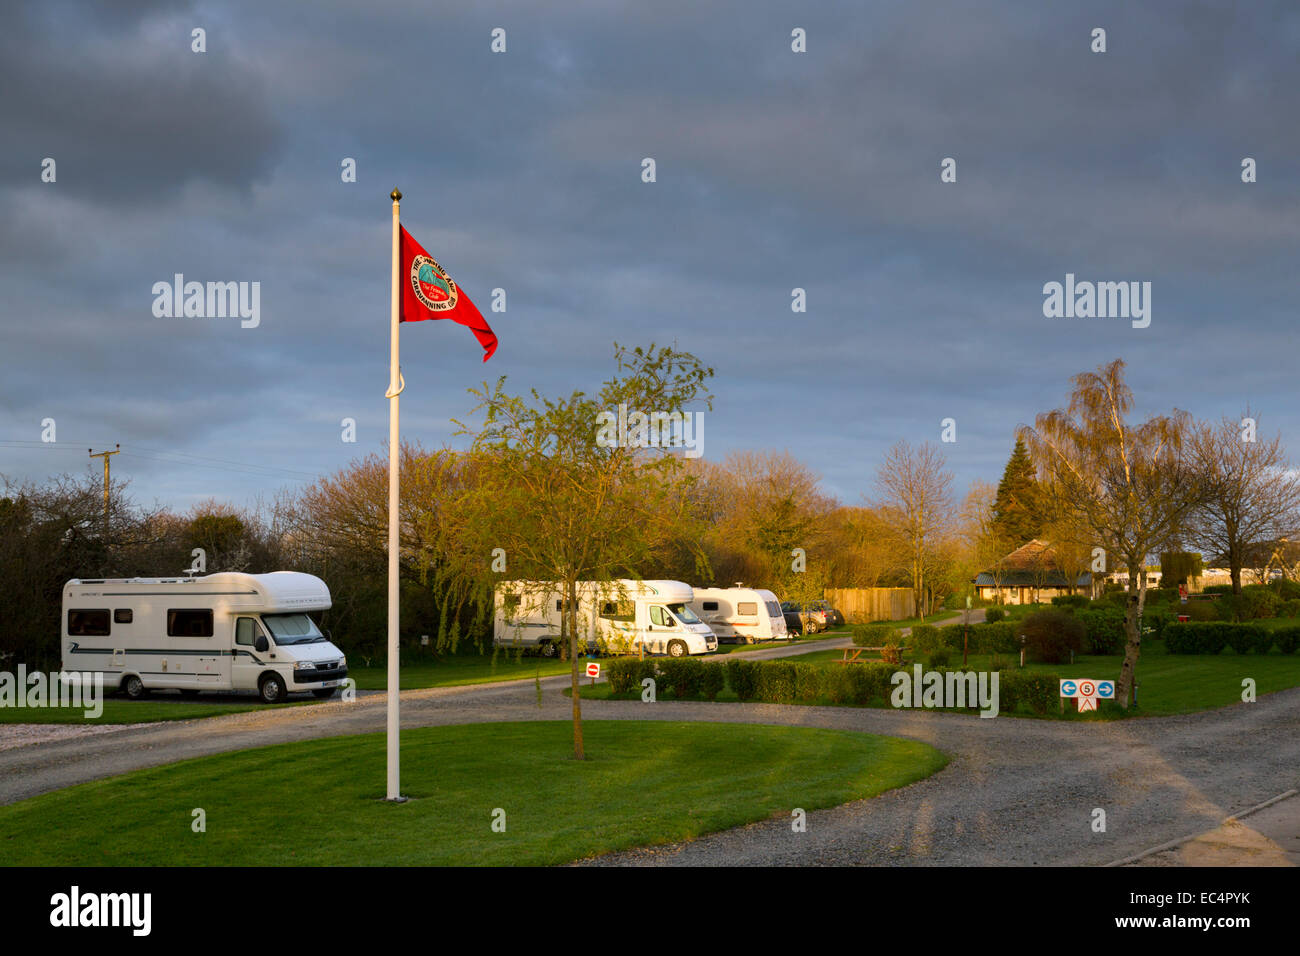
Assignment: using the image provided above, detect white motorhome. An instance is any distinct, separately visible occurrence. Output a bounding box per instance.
[689,587,788,644]
[61,572,347,704]
[494,579,717,658]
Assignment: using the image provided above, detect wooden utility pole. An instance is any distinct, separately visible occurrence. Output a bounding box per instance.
[88,444,120,537]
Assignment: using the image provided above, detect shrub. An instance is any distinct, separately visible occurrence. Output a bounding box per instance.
[998,671,1060,715]
[1252,628,1276,655]
[855,663,896,703]
[756,661,797,703]
[1075,607,1125,655]
[1141,605,1174,641]
[984,607,1007,623]
[1281,598,1300,619]
[724,658,759,701]
[1203,584,1234,594]
[606,658,654,695]
[909,624,944,657]
[852,624,901,647]
[1020,609,1086,664]
[1049,595,1089,609]
[1184,600,1222,622]
[822,666,855,704]
[700,662,725,700]
[657,658,703,698]
[1230,587,1279,621]
[1164,622,1228,655]
[880,641,904,665]
[793,662,822,702]
[1273,626,1300,654]
[1269,578,1300,600]
[974,622,1018,655]
[928,648,951,667]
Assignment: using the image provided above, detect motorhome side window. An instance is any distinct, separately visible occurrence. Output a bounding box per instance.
[737,602,758,616]
[502,594,521,616]
[168,609,214,637]
[113,609,132,624]
[68,609,110,636]
[600,600,634,622]
[650,606,670,627]
[702,601,719,611]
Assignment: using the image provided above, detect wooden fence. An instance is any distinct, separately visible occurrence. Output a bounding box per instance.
[824,587,915,623]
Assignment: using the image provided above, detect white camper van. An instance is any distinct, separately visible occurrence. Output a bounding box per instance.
[494,580,717,657]
[688,587,788,644]
[61,572,347,704]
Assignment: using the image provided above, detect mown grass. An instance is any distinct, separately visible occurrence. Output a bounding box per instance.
[0,721,947,866]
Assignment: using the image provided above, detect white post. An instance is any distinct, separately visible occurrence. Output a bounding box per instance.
[386,188,403,801]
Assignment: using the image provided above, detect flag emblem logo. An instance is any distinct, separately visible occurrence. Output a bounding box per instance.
[410,255,458,312]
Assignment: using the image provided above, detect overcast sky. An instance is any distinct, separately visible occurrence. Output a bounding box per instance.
[3,0,1298,515]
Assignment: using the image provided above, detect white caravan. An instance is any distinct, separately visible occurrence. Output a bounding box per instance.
[688,587,788,644]
[61,572,347,704]
[494,580,717,657]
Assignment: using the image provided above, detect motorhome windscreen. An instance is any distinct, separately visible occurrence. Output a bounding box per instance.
[667,603,702,625]
[263,613,325,645]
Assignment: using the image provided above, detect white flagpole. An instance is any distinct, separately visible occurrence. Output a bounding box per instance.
[386,187,404,801]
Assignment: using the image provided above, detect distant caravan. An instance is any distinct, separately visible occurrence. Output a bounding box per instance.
[62,572,347,703]
[494,580,718,658]
[688,587,788,644]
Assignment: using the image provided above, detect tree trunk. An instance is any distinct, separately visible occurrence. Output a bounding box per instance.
[567,578,585,760]
[1230,564,1242,596]
[1116,570,1146,710]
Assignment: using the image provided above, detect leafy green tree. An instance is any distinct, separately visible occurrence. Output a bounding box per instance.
[435,343,713,759]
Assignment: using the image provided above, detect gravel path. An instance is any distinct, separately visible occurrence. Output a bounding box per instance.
[4,607,1293,867]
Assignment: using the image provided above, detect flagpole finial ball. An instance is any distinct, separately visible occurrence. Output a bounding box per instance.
[390,188,402,202]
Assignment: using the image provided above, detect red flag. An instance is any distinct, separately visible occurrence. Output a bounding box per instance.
[399,227,497,361]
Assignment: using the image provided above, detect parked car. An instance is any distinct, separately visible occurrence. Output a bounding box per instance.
[804,599,845,628]
[778,601,804,636]
[780,600,834,635]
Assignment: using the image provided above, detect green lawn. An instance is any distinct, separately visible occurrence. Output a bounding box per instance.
[0,721,947,866]
[575,641,1300,718]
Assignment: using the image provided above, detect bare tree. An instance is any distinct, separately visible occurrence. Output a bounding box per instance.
[1019,359,1207,709]
[963,481,1016,604]
[875,441,955,621]
[1188,412,1300,595]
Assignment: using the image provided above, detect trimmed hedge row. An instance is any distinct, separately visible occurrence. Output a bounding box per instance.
[938,622,1018,655]
[1162,622,1291,655]
[610,656,1067,716]
[851,624,902,647]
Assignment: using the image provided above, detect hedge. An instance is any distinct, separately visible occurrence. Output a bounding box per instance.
[724,658,759,701]
[756,661,797,703]
[852,623,902,647]
[938,622,1017,655]
[1163,622,1274,654]
[983,607,1007,623]
[997,671,1060,715]
[606,658,656,694]
[1050,595,1090,609]
[1274,626,1300,654]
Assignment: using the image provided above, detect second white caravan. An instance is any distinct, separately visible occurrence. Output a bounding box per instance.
[494,580,717,657]
[688,587,788,644]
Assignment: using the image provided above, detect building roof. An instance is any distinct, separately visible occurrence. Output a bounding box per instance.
[974,539,1092,588]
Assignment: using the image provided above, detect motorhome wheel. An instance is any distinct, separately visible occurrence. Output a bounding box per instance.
[667,640,687,658]
[259,674,287,703]
[123,675,147,700]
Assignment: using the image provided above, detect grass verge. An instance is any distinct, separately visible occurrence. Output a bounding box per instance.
[0,721,947,866]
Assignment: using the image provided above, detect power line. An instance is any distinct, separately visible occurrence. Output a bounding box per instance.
[0,439,320,482]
